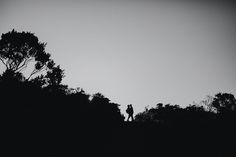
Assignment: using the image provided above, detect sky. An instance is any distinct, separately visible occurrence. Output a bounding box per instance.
[0,0,236,115]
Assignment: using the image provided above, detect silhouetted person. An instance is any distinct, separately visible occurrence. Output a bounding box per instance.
[126,104,134,122]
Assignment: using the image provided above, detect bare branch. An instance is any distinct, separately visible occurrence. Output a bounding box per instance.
[9,59,15,70]
[16,58,33,72]
[0,57,8,69]
[27,65,46,80]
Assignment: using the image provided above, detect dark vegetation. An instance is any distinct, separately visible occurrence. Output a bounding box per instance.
[1,30,236,157]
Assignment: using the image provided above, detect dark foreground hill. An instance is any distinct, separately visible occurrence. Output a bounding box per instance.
[3,118,236,157]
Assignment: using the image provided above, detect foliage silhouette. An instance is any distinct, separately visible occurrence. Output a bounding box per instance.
[135,102,217,127]
[1,29,236,157]
[212,92,236,114]
[0,29,52,80]
[0,29,124,129]
[90,93,125,123]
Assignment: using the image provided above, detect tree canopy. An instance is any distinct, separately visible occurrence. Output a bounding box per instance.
[0,29,52,80]
[212,93,236,114]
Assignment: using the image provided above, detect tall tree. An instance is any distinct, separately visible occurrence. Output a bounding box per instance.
[0,29,52,80]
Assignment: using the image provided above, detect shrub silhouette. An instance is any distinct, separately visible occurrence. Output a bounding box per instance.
[135,103,216,127]
[90,93,125,123]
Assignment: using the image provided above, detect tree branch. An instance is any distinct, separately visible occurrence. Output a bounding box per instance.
[0,57,9,69]
[16,58,33,72]
[9,59,15,70]
[27,65,46,80]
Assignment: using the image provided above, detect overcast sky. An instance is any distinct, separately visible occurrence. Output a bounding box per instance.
[0,0,236,115]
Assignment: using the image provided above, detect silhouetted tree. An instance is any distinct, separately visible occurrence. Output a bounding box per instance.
[90,93,124,123]
[0,69,25,99]
[28,60,65,91]
[29,74,47,88]
[185,104,205,112]
[212,93,236,114]
[0,29,52,80]
[135,102,216,127]
[135,106,152,122]
[45,65,64,86]
[0,69,25,82]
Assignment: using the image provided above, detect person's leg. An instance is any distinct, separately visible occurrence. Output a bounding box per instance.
[127,115,130,121]
[131,114,134,121]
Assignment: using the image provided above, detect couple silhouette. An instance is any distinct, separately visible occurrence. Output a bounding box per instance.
[126,104,134,121]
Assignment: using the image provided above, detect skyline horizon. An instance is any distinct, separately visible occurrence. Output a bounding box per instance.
[0,28,234,115]
[1,0,236,115]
